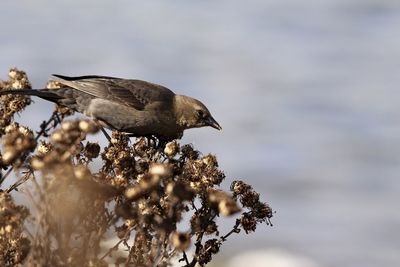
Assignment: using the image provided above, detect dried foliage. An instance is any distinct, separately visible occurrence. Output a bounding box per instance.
[0,191,30,266]
[0,68,31,136]
[0,68,273,266]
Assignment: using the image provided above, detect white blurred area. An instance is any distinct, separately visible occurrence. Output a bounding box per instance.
[225,249,320,267]
[1,0,400,266]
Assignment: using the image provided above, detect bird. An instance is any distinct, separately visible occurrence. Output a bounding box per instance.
[0,75,221,140]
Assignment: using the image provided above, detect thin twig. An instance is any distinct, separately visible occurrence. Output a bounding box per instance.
[182,251,190,265]
[100,239,124,260]
[221,219,241,241]
[184,217,241,267]
[0,167,13,185]
[101,224,134,260]
[6,170,34,193]
[100,127,111,142]
[35,111,58,141]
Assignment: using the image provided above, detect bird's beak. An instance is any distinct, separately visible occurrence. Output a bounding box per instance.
[206,116,222,131]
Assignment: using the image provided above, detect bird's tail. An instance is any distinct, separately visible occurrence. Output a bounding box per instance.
[0,89,62,102]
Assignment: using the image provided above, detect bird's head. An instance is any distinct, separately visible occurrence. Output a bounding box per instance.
[174,95,222,131]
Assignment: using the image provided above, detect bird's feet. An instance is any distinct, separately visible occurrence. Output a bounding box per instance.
[126,134,156,147]
[126,134,172,150]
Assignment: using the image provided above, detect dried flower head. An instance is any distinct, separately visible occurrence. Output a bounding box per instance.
[208,189,241,216]
[171,231,191,251]
[46,79,75,117]
[0,122,36,167]
[164,141,179,157]
[37,141,53,155]
[83,142,101,160]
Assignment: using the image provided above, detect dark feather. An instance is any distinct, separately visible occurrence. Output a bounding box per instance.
[52,74,120,80]
[0,89,62,102]
[52,75,175,111]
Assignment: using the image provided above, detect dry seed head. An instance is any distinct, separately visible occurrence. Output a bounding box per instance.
[8,68,28,82]
[83,142,100,159]
[149,163,172,178]
[218,199,241,216]
[138,174,160,190]
[166,182,174,194]
[125,219,136,228]
[204,220,218,235]
[253,202,273,219]
[231,180,252,195]
[9,100,26,112]
[171,232,191,251]
[202,154,218,168]
[240,213,257,233]
[164,141,179,157]
[125,186,142,200]
[61,120,79,131]
[181,144,200,159]
[30,157,45,170]
[1,150,17,165]
[110,131,129,146]
[5,123,19,134]
[79,120,99,134]
[50,130,64,143]
[189,181,201,192]
[133,137,148,153]
[135,159,148,174]
[55,105,74,116]
[46,80,63,89]
[74,165,91,180]
[12,80,23,89]
[240,191,260,208]
[112,174,128,187]
[208,189,240,216]
[137,200,151,215]
[103,147,116,161]
[37,142,53,155]
[17,125,32,136]
[5,224,13,233]
[166,182,194,201]
[8,69,18,79]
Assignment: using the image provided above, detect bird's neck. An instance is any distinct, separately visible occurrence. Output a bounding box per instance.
[173,95,195,129]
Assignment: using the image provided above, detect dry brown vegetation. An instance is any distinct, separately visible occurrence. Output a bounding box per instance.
[0,68,272,267]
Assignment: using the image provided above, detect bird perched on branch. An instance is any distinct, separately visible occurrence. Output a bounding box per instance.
[0,75,221,140]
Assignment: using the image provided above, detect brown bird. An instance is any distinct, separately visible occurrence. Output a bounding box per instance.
[0,75,221,140]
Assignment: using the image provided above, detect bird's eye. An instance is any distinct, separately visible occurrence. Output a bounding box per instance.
[197,110,205,118]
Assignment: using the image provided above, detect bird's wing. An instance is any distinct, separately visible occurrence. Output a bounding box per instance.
[52,75,175,111]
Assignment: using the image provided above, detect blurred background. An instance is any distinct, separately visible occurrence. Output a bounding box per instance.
[1,0,400,266]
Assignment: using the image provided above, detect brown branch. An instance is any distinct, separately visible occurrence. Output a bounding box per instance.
[6,169,34,193]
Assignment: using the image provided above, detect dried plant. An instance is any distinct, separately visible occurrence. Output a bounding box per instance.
[0,68,273,267]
